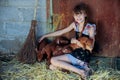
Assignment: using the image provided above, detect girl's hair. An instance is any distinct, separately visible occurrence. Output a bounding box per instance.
[73,3,88,27]
[73,3,88,16]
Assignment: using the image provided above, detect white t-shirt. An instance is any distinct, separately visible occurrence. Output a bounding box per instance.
[75,23,96,36]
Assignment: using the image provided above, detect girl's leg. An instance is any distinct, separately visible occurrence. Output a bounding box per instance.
[50,54,86,77]
[49,64,58,70]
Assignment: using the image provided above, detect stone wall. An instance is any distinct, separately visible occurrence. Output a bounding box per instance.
[0,0,47,53]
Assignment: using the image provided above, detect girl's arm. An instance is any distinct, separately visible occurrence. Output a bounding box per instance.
[88,26,96,51]
[39,22,74,42]
[71,38,84,48]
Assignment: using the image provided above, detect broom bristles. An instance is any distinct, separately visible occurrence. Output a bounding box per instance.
[18,20,37,64]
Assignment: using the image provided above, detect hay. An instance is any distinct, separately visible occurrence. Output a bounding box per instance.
[0,59,81,80]
[89,69,120,80]
[0,58,120,80]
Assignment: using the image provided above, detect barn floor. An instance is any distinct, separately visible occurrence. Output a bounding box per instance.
[0,54,120,80]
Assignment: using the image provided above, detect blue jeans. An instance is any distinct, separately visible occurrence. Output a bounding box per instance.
[66,54,86,70]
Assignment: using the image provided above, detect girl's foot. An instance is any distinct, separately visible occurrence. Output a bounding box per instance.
[79,70,87,80]
[80,68,94,80]
[85,68,94,76]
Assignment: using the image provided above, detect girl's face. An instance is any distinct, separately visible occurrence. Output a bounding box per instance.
[73,13,86,23]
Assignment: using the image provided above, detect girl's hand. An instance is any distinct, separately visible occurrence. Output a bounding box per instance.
[71,38,84,49]
[71,38,78,44]
[38,36,45,43]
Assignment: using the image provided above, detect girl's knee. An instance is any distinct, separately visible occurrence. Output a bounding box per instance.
[49,64,57,70]
[50,54,68,65]
[50,57,58,64]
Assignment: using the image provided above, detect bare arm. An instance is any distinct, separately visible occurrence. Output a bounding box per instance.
[71,38,84,48]
[87,26,96,51]
[39,22,74,42]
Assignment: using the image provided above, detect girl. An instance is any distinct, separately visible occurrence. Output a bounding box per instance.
[39,3,96,79]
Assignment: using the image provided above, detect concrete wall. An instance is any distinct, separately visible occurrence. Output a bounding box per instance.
[0,0,47,54]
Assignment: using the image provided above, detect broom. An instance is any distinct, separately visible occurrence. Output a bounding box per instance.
[18,0,38,64]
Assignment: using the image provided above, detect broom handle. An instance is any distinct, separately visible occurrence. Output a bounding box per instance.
[33,0,39,20]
